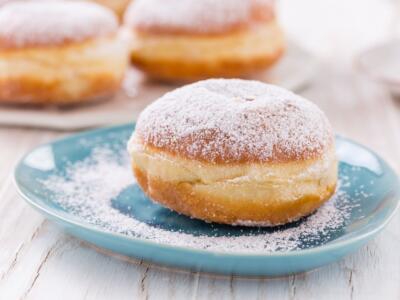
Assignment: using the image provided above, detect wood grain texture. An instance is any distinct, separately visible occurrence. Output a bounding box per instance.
[1,0,400,299]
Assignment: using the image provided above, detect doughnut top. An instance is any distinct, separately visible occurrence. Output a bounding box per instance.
[124,0,275,35]
[0,1,118,49]
[135,79,334,164]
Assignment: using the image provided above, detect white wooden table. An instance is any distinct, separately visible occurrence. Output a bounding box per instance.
[1,1,400,299]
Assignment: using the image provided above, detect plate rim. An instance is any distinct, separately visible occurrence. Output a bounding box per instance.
[13,123,400,258]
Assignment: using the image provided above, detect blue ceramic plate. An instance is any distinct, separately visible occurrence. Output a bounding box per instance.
[14,124,400,277]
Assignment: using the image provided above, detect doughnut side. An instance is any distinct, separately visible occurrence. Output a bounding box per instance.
[129,136,338,226]
[129,19,284,81]
[0,34,129,105]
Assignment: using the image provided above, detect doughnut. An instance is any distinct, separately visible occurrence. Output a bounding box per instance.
[123,0,285,82]
[128,79,337,226]
[0,1,129,105]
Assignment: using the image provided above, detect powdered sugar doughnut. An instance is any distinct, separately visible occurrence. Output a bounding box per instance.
[123,0,284,81]
[0,1,129,105]
[128,79,338,226]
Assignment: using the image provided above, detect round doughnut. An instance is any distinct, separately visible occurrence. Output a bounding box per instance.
[123,0,285,82]
[128,79,337,226]
[0,1,129,105]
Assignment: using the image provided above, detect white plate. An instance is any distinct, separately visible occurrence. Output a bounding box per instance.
[0,42,317,130]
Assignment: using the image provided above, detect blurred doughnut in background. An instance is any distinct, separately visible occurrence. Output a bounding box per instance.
[123,0,285,82]
[0,0,130,105]
[0,0,132,21]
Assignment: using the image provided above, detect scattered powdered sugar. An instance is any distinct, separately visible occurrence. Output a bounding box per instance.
[135,79,333,164]
[0,1,118,48]
[41,146,354,254]
[124,0,274,34]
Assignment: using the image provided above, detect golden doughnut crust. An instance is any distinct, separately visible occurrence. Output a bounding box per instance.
[129,20,284,81]
[133,168,335,226]
[134,168,336,226]
[129,141,337,226]
[125,0,282,81]
[130,79,337,226]
[0,34,129,105]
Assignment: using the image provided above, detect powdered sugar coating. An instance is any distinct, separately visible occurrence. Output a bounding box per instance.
[0,1,118,48]
[124,0,274,35]
[135,79,334,164]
